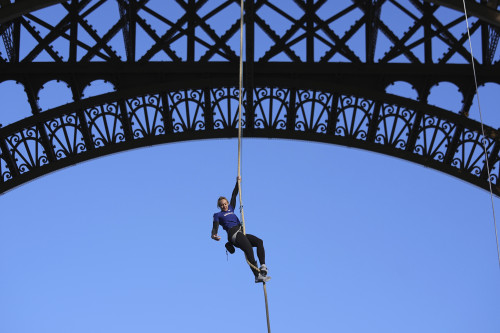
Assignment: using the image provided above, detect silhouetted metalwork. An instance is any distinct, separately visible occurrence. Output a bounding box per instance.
[1,0,500,194]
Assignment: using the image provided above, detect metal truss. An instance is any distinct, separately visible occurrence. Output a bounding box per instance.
[1,0,500,64]
[424,0,500,27]
[1,0,500,194]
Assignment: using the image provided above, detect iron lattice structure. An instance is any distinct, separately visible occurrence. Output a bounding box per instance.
[1,0,500,194]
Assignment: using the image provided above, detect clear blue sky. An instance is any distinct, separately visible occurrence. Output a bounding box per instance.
[0,1,499,333]
[0,140,499,333]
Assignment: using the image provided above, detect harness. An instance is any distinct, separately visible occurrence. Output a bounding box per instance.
[230,225,243,244]
[224,225,242,255]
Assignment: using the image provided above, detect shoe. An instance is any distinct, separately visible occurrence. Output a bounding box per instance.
[225,242,235,254]
[255,273,271,283]
[259,264,268,277]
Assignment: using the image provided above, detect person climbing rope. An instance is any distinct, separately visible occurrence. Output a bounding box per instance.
[211,176,271,283]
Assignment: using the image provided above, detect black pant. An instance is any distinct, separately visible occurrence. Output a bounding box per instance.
[228,226,265,277]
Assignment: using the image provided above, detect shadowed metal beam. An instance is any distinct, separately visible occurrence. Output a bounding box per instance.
[423,0,500,27]
[0,0,499,28]
[489,0,500,8]
[0,0,68,24]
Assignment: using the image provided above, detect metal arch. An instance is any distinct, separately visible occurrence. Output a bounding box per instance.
[0,74,499,195]
[1,0,500,195]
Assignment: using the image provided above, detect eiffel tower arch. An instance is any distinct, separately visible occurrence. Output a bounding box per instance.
[1,0,500,195]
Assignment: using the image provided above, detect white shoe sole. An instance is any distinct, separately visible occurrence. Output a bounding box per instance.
[255,276,271,283]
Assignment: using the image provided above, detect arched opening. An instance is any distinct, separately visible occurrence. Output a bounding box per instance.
[427,81,463,112]
[469,82,500,129]
[38,80,74,111]
[0,80,32,126]
[82,80,116,99]
[385,81,419,101]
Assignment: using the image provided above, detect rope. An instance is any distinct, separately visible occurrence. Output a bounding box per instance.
[461,0,500,268]
[236,0,258,274]
[236,1,272,332]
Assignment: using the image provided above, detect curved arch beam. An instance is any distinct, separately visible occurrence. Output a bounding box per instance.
[0,0,67,25]
[0,81,499,196]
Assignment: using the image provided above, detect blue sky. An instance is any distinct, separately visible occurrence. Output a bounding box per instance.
[0,1,500,333]
[0,139,499,333]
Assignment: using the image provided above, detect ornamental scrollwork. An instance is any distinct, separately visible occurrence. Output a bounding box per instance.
[5,127,49,173]
[0,156,12,182]
[0,85,499,194]
[127,94,166,138]
[414,115,455,162]
[45,114,87,159]
[452,130,495,176]
[85,102,126,148]
[335,95,373,140]
[489,159,500,185]
[375,104,416,150]
[168,90,206,133]
[212,87,244,130]
[254,88,288,130]
[295,90,332,134]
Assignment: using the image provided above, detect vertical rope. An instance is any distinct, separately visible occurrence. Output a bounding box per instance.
[237,0,245,235]
[236,1,272,332]
[263,282,271,332]
[461,0,500,268]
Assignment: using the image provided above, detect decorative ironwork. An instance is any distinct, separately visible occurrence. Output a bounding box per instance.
[212,87,243,130]
[414,114,455,162]
[452,129,495,176]
[335,95,373,140]
[0,1,500,194]
[375,104,416,150]
[127,94,165,138]
[5,126,49,173]
[295,90,332,134]
[254,87,287,130]
[45,113,87,159]
[0,154,12,182]
[0,85,498,195]
[85,102,125,147]
[169,90,206,132]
